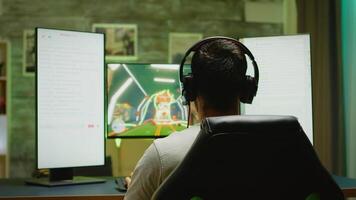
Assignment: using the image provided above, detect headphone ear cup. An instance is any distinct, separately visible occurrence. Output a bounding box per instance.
[182,75,196,105]
[240,75,258,104]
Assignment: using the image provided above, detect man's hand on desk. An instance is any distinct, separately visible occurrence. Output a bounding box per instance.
[115,172,132,192]
[125,176,131,188]
[125,172,133,189]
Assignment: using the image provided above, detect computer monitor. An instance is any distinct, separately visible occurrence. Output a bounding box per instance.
[107,63,188,138]
[27,28,106,186]
[240,34,313,143]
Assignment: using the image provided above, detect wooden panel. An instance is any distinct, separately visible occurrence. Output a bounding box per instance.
[0,154,5,178]
[343,188,356,198]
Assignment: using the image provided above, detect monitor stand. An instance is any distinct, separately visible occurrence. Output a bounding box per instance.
[25,168,106,186]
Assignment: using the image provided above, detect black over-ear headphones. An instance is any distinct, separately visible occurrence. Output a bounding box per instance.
[179,36,259,105]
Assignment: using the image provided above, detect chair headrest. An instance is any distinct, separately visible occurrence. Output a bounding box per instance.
[201,115,300,135]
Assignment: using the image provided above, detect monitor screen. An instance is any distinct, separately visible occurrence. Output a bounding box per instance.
[36,28,105,169]
[107,63,188,138]
[240,35,313,143]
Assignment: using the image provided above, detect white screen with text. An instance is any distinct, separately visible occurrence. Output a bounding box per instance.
[37,28,105,168]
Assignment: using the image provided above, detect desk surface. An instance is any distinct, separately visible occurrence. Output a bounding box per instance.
[0,177,124,200]
[333,175,356,197]
[1,176,356,199]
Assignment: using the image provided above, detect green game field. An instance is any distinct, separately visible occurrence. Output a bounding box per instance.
[109,122,187,137]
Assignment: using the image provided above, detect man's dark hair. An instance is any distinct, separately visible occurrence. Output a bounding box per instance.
[191,39,247,111]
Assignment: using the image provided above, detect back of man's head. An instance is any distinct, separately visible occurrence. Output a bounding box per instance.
[191,39,247,111]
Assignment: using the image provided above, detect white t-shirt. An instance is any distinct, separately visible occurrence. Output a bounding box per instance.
[124,125,200,200]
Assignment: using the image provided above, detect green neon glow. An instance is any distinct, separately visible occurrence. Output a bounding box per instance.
[115,138,121,148]
[5,40,11,178]
[342,0,356,177]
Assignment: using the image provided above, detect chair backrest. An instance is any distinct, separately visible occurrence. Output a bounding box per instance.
[151,115,344,200]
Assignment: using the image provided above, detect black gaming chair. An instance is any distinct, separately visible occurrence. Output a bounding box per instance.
[151,115,344,200]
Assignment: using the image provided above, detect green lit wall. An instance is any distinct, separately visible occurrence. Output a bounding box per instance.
[342,0,356,177]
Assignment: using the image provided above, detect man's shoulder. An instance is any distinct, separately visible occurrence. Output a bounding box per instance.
[152,125,200,179]
[153,125,200,151]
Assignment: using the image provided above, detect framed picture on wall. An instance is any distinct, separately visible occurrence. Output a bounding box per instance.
[23,29,36,76]
[0,41,8,78]
[92,24,138,61]
[168,33,203,64]
[0,40,10,114]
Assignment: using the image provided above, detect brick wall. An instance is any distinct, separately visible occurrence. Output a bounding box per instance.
[0,0,283,177]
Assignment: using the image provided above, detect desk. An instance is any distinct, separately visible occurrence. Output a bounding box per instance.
[0,177,125,200]
[334,175,356,198]
[1,176,356,199]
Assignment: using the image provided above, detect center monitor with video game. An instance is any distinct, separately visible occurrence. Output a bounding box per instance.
[107,63,188,138]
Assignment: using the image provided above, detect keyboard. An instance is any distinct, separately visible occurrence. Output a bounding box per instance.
[115,177,127,192]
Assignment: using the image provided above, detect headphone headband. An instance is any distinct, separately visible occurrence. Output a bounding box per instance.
[179,36,259,104]
[179,36,258,83]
